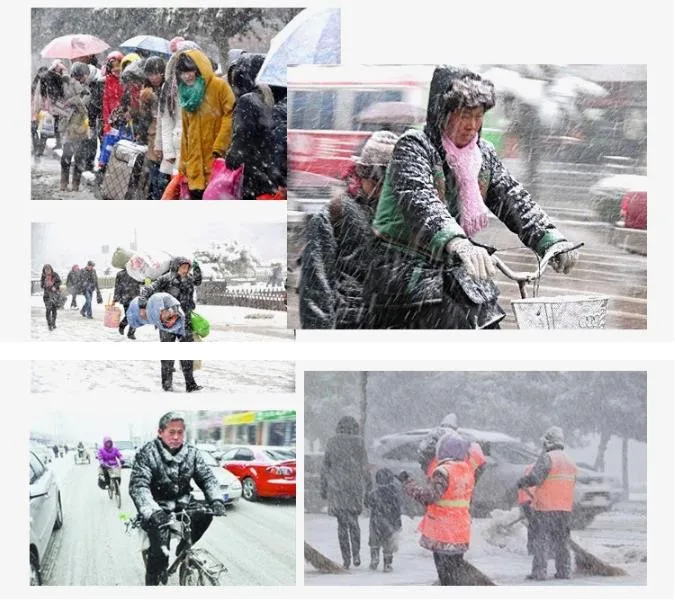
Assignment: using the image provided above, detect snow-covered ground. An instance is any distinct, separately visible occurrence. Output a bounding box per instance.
[31,288,292,341]
[305,502,646,586]
[31,359,295,394]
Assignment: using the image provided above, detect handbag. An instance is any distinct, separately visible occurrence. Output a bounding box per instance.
[103,296,122,329]
[203,158,244,200]
[190,311,210,338]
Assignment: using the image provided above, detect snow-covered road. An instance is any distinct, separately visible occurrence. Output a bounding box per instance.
[305,502,646,586]
[42,457,296,585]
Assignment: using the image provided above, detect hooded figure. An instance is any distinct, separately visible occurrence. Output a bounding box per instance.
[364,65,578,330]
[65,264,81,307]
[127,292,186,337]
[226,52,266,99]
[113,267,142,339]
[40,264,62,331]
[364,467,402,572]
[300,131,399,329]
[175,48,235,198]
[320,415,372,569]
[517,426,577,581]
[97,436,123,468]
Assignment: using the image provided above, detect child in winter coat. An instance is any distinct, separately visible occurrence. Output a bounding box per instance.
[364,468,402,572]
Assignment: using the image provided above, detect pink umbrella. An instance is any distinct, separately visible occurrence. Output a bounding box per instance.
[40,34,110,60]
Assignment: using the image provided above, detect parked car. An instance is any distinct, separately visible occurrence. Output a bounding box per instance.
[30,442,52,465]
[30,450,63,585]
[194,443,225,463]
[115,440,137,468]
[191,449,242,505]
[368,427,622,529]
[590,173,647,228]
[219,445,296,501]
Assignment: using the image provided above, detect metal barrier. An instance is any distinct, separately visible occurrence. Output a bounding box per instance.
[197,282,286,311]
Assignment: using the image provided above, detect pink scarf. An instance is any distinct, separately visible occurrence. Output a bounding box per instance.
[441,132,489,237]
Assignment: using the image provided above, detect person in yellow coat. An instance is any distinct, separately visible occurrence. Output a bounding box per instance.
[175,49,235,199]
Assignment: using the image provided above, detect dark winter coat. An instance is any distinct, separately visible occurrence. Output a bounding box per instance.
[320,416,372,515]
[364,65,567,329]
[270,95,287,189]
[225,84,283,199]
[65,269,81,295]
[226,52,266,99]
[129,438,221,521]
[113,268,142,307]
[140,257,202,315]
[79,267,101,296]
[40,271,62,305]
[365,469,402,547]
[300,191,376,329]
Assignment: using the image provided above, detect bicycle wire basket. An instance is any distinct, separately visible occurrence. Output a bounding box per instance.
[510,294,609,329]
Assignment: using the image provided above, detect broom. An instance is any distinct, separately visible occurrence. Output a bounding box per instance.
[522,489,627,577]
[304,542,347,574]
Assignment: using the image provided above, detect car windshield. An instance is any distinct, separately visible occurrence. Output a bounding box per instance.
[490,441,539,464]
[199,450,218,467]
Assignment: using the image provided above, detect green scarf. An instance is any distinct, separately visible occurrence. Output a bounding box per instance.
[178,76,206,112]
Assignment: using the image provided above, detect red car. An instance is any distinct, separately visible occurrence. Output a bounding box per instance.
[219,445,296,501]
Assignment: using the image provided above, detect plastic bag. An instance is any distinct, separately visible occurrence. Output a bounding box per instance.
[37,111,55,138]
[104,296,122,328]
[125,249,173,282]
[98,126,134,167]
[191,312,210,338]
[161,173,186,200]
[112,247,133,269]
[203,158,244,200]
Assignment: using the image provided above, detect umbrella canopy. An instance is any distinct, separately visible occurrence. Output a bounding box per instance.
[40,34,110,60]
[256,7,341,87]
[120,35,171,57]
[357,101,426,125]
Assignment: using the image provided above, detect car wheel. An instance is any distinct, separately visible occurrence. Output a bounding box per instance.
[30,551,41,586]
[242,477,258,501]
[53,494,64,531]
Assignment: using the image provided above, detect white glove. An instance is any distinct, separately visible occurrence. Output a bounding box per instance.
[446,238,495,281]
[547,242,579,275]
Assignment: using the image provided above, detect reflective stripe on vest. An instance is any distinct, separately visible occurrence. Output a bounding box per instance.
[533,450,577,512]
[419,460,474,545]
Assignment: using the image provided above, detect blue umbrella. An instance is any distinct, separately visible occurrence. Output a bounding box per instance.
[119,35,171,57]
[256,7,341,87]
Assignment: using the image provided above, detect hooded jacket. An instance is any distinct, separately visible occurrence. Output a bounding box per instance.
[140,256,202,315]
[113,267,142,306]
[129,437,221,521]
[300,190,376,329]
[226,52,266,99]
[97,437,123,468]
[364,65,567,328]
[177,49,235,191]
[127,292,186,336]
[365,468,402,547]
[40,268,62,304]
[102,70,123,133]
[65,266,80,294]
[320,416,372,515]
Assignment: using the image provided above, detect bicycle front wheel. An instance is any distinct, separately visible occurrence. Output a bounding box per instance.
[107,477,113,500]
[114,479,121,509]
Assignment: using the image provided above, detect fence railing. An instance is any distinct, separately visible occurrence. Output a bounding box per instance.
[197,283,286,311]
[31,276,116,294]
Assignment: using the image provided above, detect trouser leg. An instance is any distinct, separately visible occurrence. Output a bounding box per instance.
[347,512,361,561]
[336,513,351,567]
[530,511,549,578]
[144,522,170,585]
[552,512,571,578]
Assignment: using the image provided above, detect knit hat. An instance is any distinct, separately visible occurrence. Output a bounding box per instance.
[541,426,564,449]
[352,130,399,167]
[436,430,470,461]
[169,36,185,54]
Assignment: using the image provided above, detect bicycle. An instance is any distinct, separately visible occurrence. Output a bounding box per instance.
[490,241,609,329]
[123,505,227,586]
[105,466,122,509]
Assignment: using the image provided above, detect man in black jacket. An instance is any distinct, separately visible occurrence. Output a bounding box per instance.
[129,411,227,585]
[113,267,142,339]
[79,260,103,319]
[65,264,81,309]
[138,257,202,392]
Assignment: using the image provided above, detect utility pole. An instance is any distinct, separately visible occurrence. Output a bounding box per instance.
[358,371,367,440]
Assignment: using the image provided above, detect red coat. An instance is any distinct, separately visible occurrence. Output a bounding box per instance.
[102,73,123,134]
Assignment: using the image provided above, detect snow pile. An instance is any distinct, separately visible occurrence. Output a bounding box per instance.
[193,241,265,280]
[481,508,529,555]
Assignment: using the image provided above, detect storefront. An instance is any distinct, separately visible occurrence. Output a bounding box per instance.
[221,410,296,447]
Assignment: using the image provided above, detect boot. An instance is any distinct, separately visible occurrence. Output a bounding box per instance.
[352,554,361,567]
[383,556,393,573]
[60,167,70,191]
[127,327,136,340]
[182,364,202,392]
[161,366,173,392]
[71,168,82,192]
[186,383,203,393]
[369,548,379,570]
[118,318,127,335]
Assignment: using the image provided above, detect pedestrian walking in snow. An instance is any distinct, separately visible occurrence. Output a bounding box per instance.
[517,426,577,581]
[364,468,402,572]
[320,415,372,569]
[399,432,475,586]
[113,267,142,339]
[79,260,102,319]
[65,264,81,308]
[364,65,579,329]
[40,264,62,331]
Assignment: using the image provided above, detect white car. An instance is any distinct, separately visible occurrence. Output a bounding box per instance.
[115,440,137,468]
[30,450,63,585]
[192,449,242,505]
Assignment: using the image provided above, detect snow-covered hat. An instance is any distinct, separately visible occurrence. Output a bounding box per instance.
[442,72,496,114]
[542,426,564,448]
[441,413,458,429]
[352,131,398,167]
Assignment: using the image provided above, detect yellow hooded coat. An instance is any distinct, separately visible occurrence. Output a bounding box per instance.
[178,49,235,191]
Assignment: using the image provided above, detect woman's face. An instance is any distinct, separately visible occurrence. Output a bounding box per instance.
[148,73,163,88]
[110,61,121,77]
[179,70,197,86]
[445,106,485,148]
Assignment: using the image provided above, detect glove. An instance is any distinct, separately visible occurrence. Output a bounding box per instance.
[446,238,495,281]
[137,296,147,309]
[548,242,579,275]
[96,294,103,305]
[210,500,227,516]
[396,471,411,483]
[192,260,200,271]
[148,509,170,529]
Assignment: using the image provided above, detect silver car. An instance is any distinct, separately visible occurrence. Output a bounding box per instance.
[30,451,63,585]
[191,449,242,505]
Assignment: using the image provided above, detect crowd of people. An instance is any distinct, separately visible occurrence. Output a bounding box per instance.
[299,65,581,330]
[319,413,577,585]
[31,38,287,200]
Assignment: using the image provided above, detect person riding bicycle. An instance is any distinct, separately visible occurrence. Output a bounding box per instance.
[129,411,227,586]
[96,436,124,489]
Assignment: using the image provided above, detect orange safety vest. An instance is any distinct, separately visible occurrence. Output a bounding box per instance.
[418,460,474,546]
[518,463,536,505]
[426,442,485,478]
[533,450,577,512]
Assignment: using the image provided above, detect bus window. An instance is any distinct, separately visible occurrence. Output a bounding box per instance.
[352,90,404,130]
[290,90,337,130]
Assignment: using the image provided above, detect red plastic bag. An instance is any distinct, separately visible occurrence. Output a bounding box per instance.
[203,158,244,200]
[161,173,187,200]
[256,188,286,200]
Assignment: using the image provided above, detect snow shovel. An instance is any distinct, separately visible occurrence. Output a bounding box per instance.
[495,514,526,535]
[304,542,347,573]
